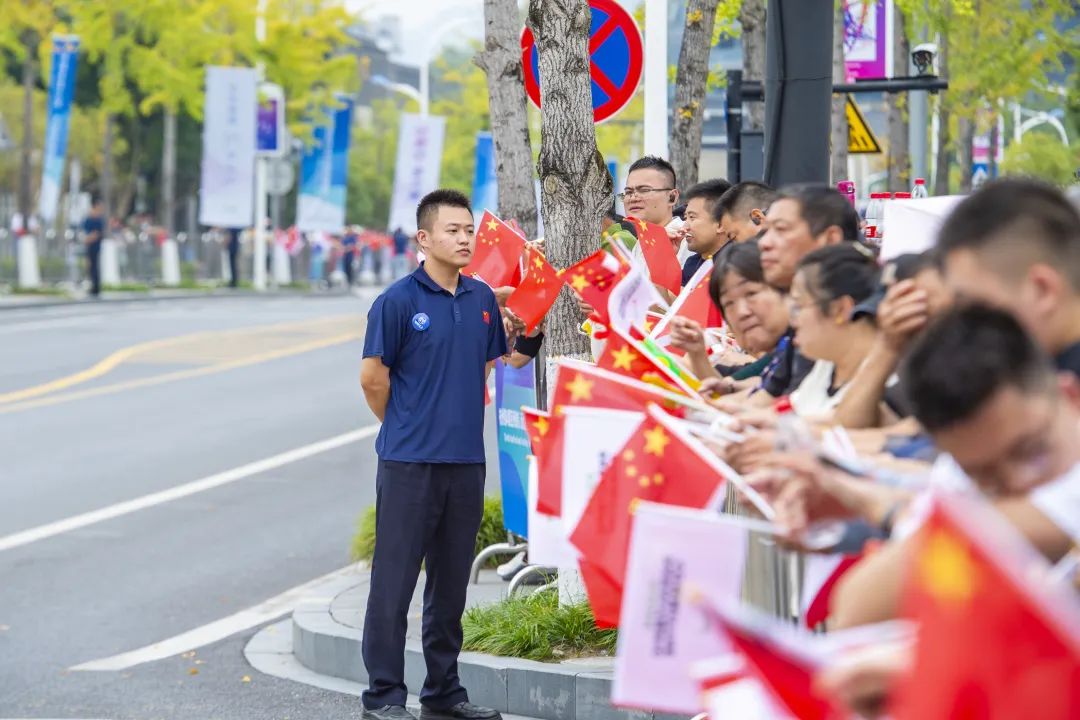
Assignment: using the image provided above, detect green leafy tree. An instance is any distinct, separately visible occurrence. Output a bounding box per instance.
[897,0,1074,191]
[1000,131,1079,187]
[347,99,405,229]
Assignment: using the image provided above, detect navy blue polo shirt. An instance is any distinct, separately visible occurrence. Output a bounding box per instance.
[363,265,508,463]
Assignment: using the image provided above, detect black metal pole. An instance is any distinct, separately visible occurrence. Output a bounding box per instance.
[763,0,834,187]
[739,77,948,102]
[726,69,743,184]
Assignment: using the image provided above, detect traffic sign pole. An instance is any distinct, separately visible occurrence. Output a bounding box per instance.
[643,0,668,158]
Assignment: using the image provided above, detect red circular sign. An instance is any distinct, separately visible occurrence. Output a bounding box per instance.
[520,0,644,124]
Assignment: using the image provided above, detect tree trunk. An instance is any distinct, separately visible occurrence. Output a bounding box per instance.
[933,33,950,196]
[102,114,114,231]
[18,39,37,224]
[162,108,177,237]
[669,0,721,192]
[527,0,612,360]
[886,5,910,190]
[476,0,538,240]
[957,114,975,192]
[739,0,767,131]
[829,0,848,183]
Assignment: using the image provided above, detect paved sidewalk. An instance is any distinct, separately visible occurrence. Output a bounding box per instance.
[276,568,686,720]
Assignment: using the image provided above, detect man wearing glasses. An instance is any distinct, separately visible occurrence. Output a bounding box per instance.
[617,155,692,266]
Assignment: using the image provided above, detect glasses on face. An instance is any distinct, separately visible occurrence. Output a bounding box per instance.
[787,295,822,321]
[616,186,674,201]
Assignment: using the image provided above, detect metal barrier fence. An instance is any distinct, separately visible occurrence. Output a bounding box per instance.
[0,228,414,290]
[722,482,805,623]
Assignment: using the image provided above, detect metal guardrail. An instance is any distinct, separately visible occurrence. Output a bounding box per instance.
[0,228,415,290]
[722,482,804,623]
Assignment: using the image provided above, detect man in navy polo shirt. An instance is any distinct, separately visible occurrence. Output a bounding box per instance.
[359,189,507,720]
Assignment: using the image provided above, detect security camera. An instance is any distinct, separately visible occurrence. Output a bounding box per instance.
[912,43,939,77]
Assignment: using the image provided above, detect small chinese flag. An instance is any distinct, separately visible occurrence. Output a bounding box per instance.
[891,495,1080,720]
[626,216,682,296]
[597,326,696,397]
[569,404,726,588]
[652,261,724,351]
[549,360,701,420]
[533,411,566,517]
[463,210,526,287]
[700,602,845,720]
[564,250,629,327]
[506,246,565,334]
[580,557,622,629]
[521,406,552,457]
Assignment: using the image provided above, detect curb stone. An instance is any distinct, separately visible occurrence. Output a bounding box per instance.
[290,581,689,720]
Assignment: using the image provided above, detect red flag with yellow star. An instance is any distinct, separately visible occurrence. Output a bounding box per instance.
[597,326,699,397]
[651,259,724,353]
[580,557,622,629]
[462,210,527,287]
[550,360,706,419]
[506,246,565,334]
[569,404,727,590]
[533,411,566,517]
[892,495,1080,720]
[521,406,551,457]
[626,216,682,296]
[564,250,629,327]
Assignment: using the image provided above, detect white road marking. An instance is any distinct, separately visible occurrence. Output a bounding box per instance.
[0,425,380,553]
[72,563,364,671]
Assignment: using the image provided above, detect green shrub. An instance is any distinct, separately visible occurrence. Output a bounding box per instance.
[462,588,618,661]
[351,495,508,565]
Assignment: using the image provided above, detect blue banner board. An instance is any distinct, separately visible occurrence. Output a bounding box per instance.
[495,360,536,538]
[471,131,498,222]
[38,35,80,223]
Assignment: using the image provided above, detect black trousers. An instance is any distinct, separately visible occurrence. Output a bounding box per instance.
[343,250,356,286]
[227,240,240,288]
[362,460,485,710]
[86,242,101,296]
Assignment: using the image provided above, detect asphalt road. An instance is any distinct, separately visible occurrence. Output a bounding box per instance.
[0,294,503,719]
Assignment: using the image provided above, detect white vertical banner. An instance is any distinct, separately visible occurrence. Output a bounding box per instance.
[387,113,446,235]
[198,66,257,228]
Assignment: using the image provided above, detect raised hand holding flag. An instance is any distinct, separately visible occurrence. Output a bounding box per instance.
[506,245,565,334]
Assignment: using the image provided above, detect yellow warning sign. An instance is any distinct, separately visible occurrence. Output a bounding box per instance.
[846,96,882,154]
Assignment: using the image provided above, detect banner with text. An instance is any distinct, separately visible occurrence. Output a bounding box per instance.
[387,113,446,235]
[297,98,354,233]
[38,35,80,224]
[495,361,536,538]
[198,66,257,228]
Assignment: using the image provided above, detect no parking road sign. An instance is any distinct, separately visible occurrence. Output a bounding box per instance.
[521,0,643,124]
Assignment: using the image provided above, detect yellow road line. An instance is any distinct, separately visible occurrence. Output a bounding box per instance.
[0,330,363,416]
[0,315,360,406]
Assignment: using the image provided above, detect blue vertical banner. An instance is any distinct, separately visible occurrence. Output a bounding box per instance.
[329,96,353,221]
[471,131,498,221]
[38,35,80,224]
[495,361,536,538]
[296,96,353,233]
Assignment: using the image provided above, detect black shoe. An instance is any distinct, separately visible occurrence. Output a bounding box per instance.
[420,702,502,720]
[362,706,416,720]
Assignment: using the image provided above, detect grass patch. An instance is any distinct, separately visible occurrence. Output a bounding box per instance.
[350,495,508,565]
[10,286,68,296]
[103,282,151,293]
[462,588,617,661]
